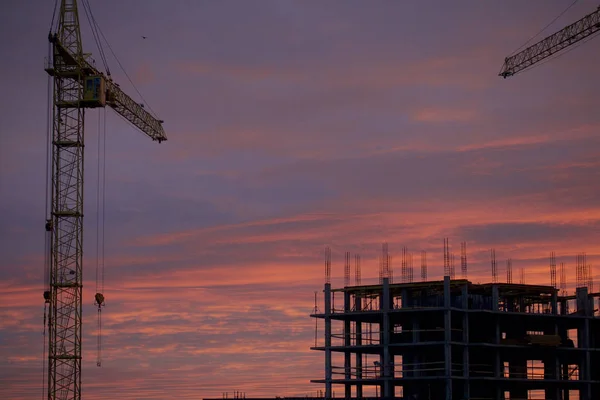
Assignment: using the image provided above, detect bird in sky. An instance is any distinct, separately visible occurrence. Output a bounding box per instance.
[142,36,147,39]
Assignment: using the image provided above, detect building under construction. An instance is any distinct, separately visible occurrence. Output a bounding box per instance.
[310,276,600,400]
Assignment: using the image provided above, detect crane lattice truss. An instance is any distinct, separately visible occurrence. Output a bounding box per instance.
[44,1,166,399]
[499,6,600,78]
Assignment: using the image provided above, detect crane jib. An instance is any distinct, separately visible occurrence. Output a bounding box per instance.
[499,7,600,78]
[48,35,167,142]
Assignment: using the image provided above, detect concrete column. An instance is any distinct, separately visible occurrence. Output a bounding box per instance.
[344,291,351,400]
[584,317,591,400]
[562,360,570,400]
[575,288,592,400]
[355,295,362,399]
[554,322,561,400]
[324,283,332,399]
[462,284,470,399]
[382,278,392,399]
[443,276,452,400]
[491,284,503,399]
[576,287,590,316]
[508,316,527,399]
[492,285,499,312]
[544,356,558,400]
[412,319,419,378]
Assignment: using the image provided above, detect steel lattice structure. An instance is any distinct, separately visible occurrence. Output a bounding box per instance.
[44,1,166,399]
[500,6,600,78]
[46,3,85,398]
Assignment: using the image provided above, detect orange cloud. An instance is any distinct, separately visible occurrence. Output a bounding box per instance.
[412,107,478,123]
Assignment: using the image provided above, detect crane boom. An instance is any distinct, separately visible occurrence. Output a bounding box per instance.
[105,78,166,142]
[499,6,600,78]
[49,38,166,142]
[44,1,166,399]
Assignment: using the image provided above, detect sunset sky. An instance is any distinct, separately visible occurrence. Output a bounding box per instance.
[2,0,600,398]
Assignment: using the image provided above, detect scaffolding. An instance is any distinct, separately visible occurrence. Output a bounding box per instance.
[311,277,600,400]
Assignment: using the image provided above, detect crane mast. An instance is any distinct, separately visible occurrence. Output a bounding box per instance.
[499,6,600,78]
[44,1,166,399]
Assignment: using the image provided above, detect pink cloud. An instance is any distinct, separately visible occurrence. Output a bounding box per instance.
[411,107,478,123]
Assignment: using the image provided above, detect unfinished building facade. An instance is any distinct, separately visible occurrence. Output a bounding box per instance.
[311,277,600,400]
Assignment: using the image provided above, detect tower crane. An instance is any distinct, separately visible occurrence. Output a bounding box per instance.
[43,1,167,399]
[499,5,600,78]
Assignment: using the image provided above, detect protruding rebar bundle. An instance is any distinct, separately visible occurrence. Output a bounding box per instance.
[344,251,350,287]
[421,250,427,282]
[491,249,497,283]
[576,254,581,288]
[401,247,408,283]
[325,246,331,284]
[380,243,391,284]
[460,242,467,279]
[577,253,586,289]
[550,251,557,288]
[583,255,589,290]
[354,254,361,286]
[408,252,414,283]
[520,267,525,284]
[379,252,383,284]
[560,262,566,295]
[506,258,513,284]
[450,253,456,280]
[443,238,450,277]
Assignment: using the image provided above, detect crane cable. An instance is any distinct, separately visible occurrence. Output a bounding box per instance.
[100,111,108,367]
[80,0,110,368]
[508,0,580,56]
[499,0,580,76]
[41,5,58,392]
[95,106,101,367]
[95,107,107,367]
[81,0,110,75]
[42,0,59,395]
[49,0,59,35]
[81,0,110,368]
[81,0,159,119]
